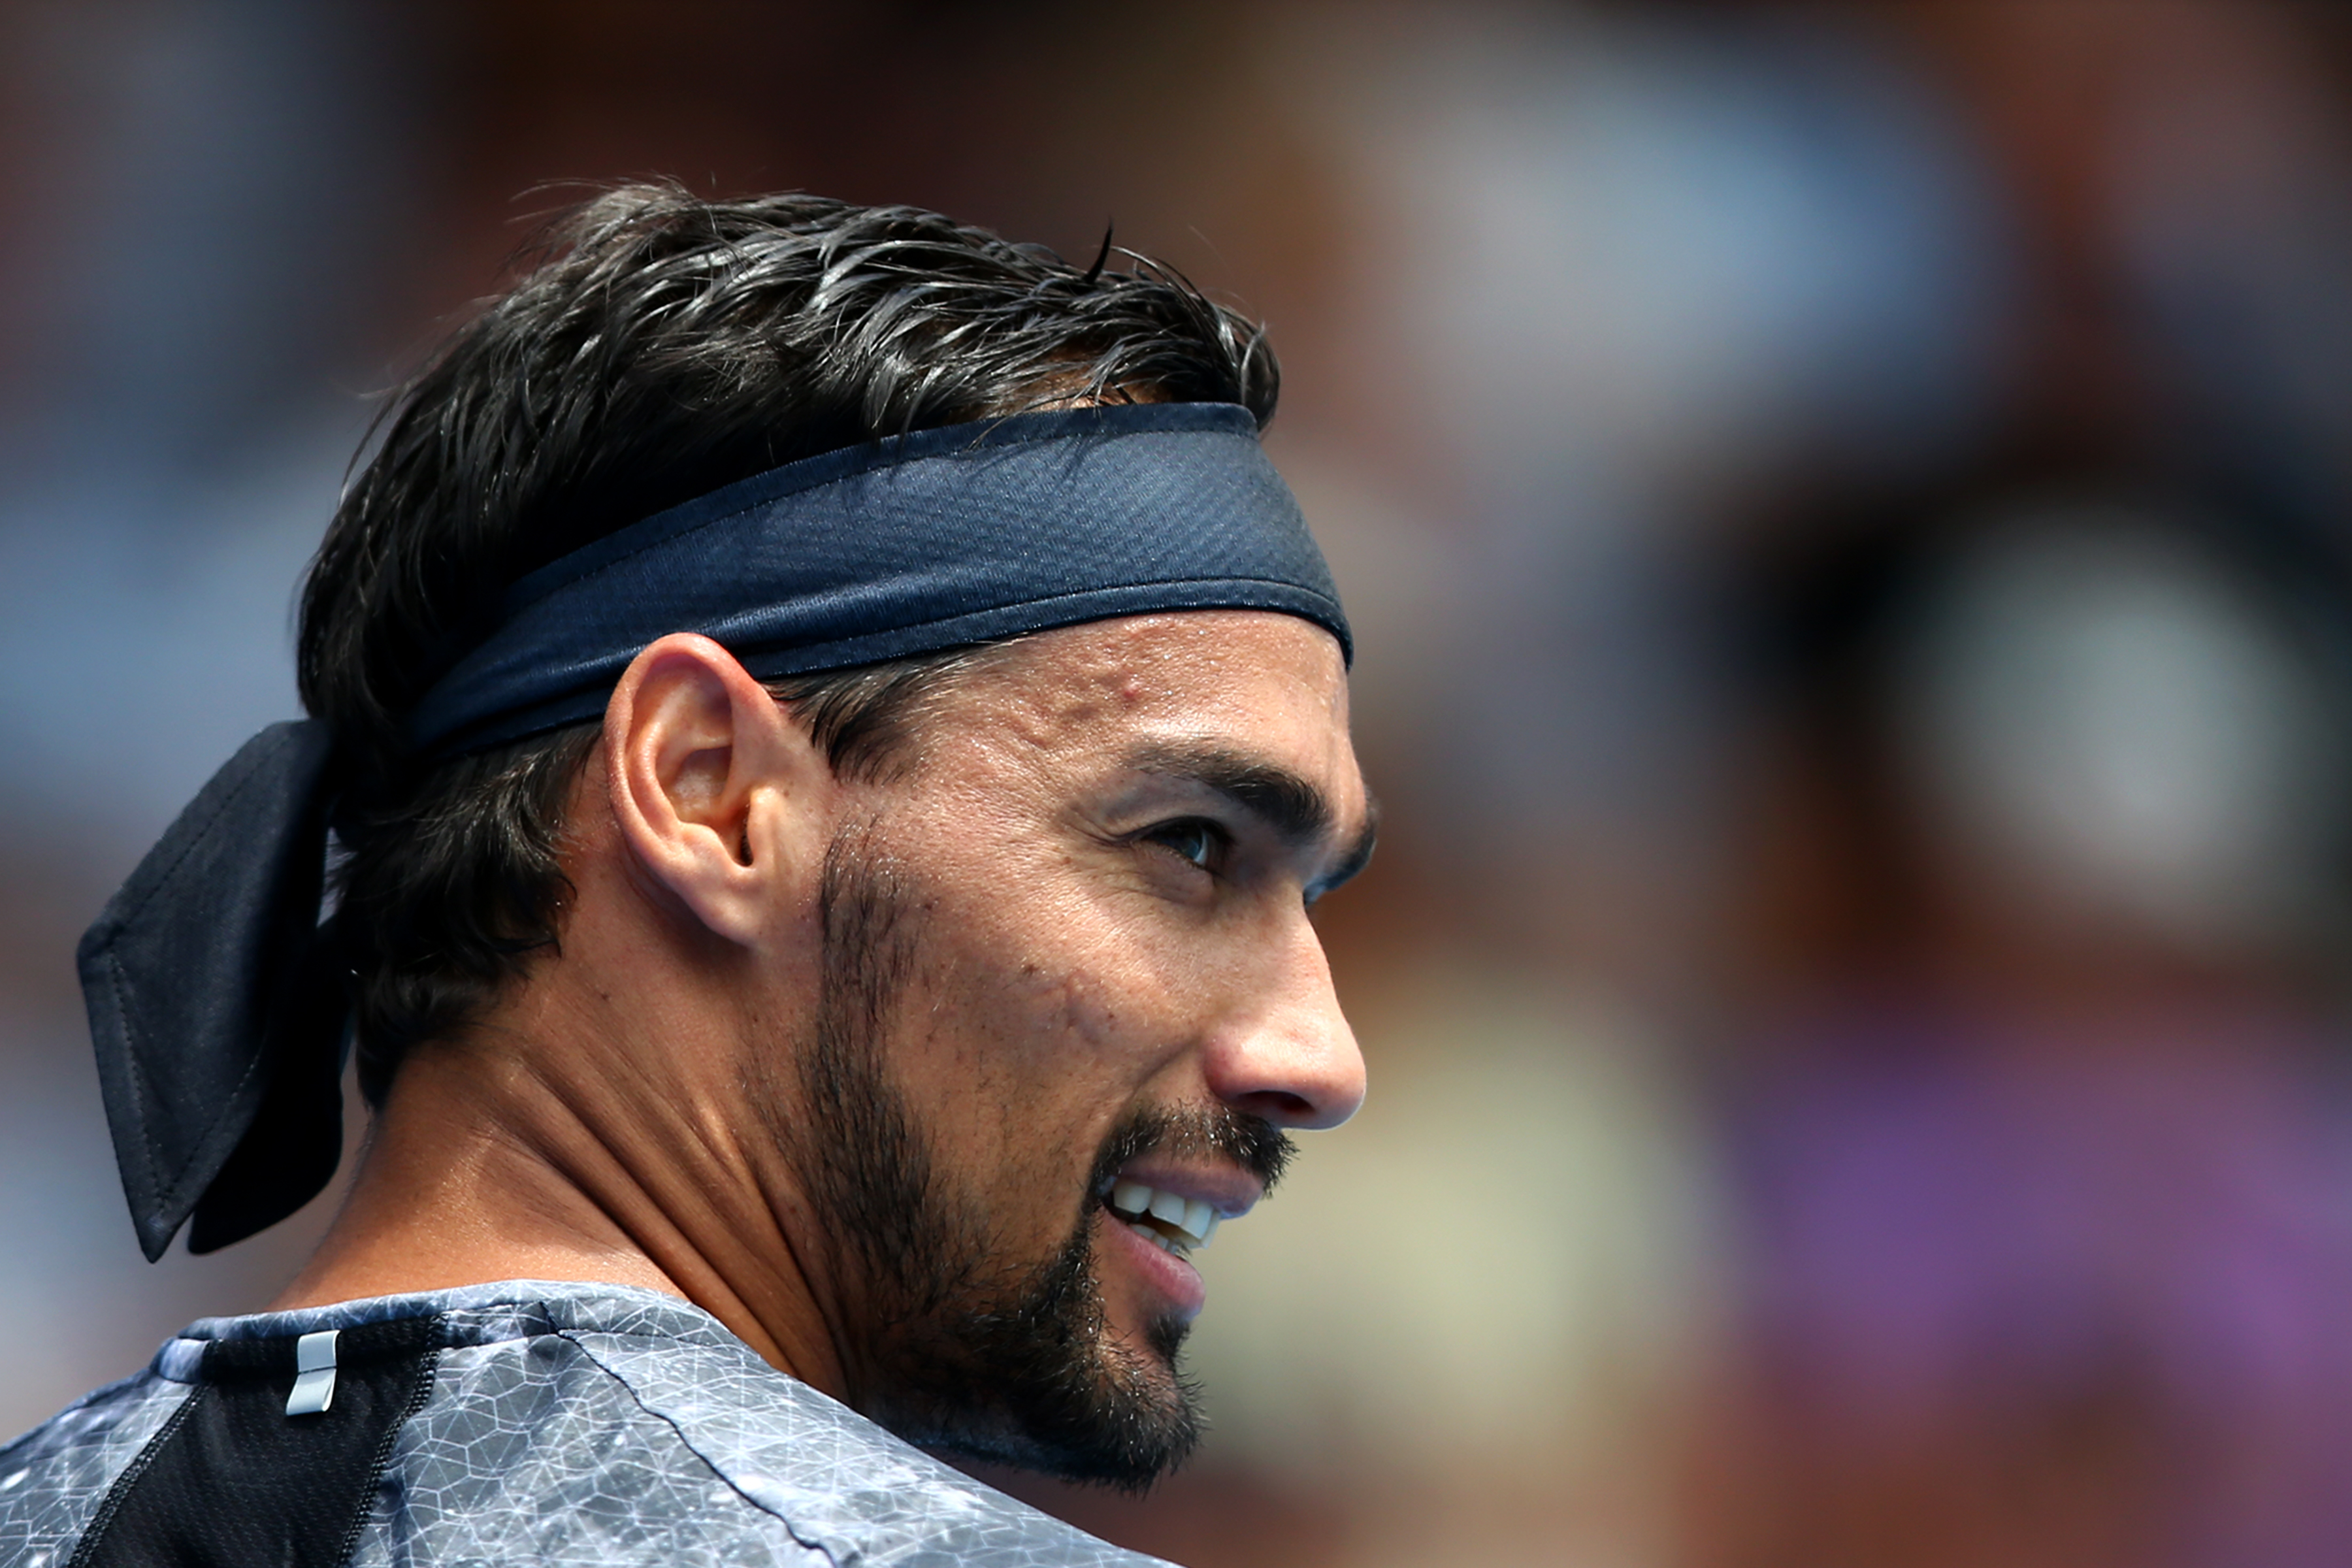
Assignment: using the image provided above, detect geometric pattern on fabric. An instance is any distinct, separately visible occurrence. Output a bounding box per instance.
[0,1374,195,1568]
[0,1281,1174,1568]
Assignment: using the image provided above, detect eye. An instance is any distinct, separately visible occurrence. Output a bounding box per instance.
[1141,817,1226,873]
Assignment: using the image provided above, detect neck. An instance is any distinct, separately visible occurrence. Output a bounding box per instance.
[269,988,847,1399]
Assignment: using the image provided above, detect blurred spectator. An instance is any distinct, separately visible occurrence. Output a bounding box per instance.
[1705,498,2352,1566]
[1685,6,2352,1560]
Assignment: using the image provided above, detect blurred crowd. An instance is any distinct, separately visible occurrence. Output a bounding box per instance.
[10,2,2352,1563]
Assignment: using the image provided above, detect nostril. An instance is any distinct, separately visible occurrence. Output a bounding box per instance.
[1233,1089,1316,1124]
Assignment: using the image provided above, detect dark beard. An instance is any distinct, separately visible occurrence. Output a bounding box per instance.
[780,821,1292,1490]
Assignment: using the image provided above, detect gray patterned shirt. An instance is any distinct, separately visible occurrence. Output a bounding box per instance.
[0,1281,1173,1567]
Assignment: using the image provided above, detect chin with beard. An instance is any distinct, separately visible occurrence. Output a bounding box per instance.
[776,823,1291,1491]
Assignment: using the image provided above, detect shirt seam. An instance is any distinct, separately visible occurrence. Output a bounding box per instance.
[551,1327,843,1567]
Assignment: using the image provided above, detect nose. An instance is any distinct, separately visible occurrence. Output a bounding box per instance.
[1201,913,1366,1131]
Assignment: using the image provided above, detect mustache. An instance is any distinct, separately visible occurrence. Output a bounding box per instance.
[1086,1102,1294,1201]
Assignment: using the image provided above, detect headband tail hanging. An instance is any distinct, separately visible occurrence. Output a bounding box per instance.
[78,719,350,1261]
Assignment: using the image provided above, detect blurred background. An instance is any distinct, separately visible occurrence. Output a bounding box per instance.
[10,1,2352,1562]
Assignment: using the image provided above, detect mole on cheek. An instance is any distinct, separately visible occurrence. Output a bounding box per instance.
[1045,972,1120,1047]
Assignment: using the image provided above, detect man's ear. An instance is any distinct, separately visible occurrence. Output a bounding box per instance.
[603,633,828,944]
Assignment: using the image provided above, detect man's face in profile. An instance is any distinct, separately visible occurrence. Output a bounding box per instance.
[761,610,1371,1487]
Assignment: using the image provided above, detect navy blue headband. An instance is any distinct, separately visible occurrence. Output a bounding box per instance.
[412,402,1348,757]
[78,400,1350,1261]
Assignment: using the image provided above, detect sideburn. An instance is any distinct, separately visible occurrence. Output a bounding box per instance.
[783,819,1207,1489]
[795,822,968,1318]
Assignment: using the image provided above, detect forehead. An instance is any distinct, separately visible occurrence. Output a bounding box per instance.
[925,610,1358,797]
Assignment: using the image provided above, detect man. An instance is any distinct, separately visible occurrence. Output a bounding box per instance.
[3,186,1372,1567]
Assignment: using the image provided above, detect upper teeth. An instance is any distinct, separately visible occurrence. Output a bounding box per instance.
[1107,1180,1220,1252]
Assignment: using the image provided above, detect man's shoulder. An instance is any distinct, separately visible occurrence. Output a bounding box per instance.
[2,1281,1169,1568]
[0,1362,199,1560]
[425,1281,1168,1566]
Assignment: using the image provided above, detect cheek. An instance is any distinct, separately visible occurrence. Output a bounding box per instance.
[917,911,1154,1094]
[887,883,1190,1181]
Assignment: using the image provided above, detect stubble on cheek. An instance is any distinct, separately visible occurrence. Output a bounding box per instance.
[889,873,1130,1211]
[755,818,1211,1485]
[774,820,1082,1352]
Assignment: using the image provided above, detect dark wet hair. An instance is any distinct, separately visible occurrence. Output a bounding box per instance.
[297,182,1281,1100]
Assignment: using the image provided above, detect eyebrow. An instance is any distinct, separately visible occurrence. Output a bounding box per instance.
[1121,740,1380,896]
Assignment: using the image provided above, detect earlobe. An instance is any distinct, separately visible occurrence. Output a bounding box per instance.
[603,634,825,943]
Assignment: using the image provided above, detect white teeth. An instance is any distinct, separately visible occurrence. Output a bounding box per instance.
[1106,1180,1222,1249]
[1125,1221,1182,1255]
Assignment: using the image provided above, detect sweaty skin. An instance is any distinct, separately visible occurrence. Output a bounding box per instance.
[275,610,1371,1426]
